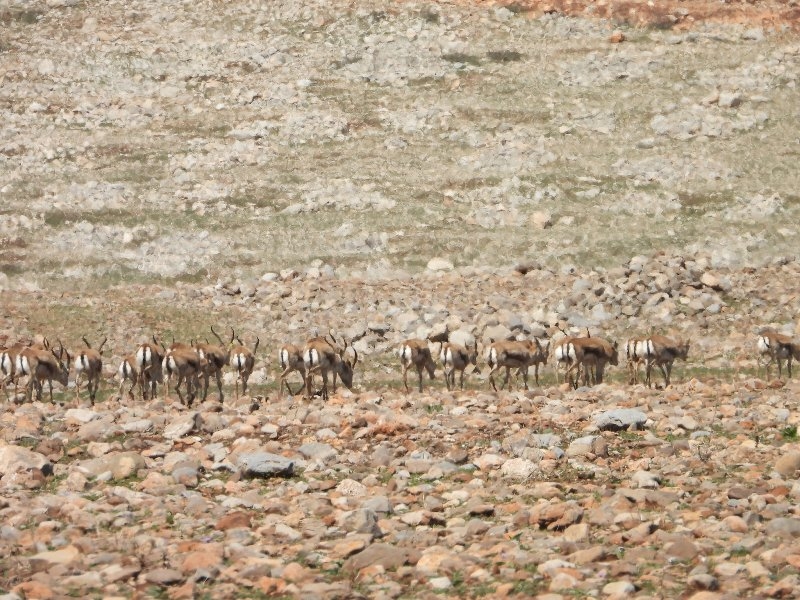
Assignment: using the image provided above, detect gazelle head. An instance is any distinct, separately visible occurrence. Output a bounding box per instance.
[609,340,620,366]
[52,341,72,386]
[338,342,358,390]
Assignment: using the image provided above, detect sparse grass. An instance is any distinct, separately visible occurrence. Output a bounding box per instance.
[781,425,798,442]
[442,52,481,66]
[486,50,524,63]
[1,8,44,25]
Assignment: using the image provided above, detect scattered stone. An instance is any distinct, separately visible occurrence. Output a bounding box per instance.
[235,452,294,478]
[594,409,647,431]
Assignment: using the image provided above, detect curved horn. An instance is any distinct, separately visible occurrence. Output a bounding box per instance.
[210,325,225,346]
[327,330,339,347]
[350,345,358,368]
[229,326,236,344]
[82,335,92,349]
[253,337,260,354]
[97,337,107,353]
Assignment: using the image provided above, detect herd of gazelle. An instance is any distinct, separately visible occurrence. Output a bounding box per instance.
[0,326,797,404]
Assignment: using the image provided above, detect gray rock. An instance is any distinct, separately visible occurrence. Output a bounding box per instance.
[594,409,648,431]
[64,408,101,424]
[631,470,662,489]
[448,329,475,348]
[361,496,392,514]
[163,413,202,440]
[765,518,800,537]
[121,419,154,433]
[77,452,146,480]
[501,458,538,480]
[144,568,184,585]
[235,452,294,478]
[337,508,382,536]
[343,543,410,573]
[427,257,454,272]
[298,442,338,462]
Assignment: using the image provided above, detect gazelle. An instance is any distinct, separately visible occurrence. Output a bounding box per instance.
[398,339,436,393]
[440,340,478,391]
[161,344,204,406]
[641,335,690,388]
[74,336,106,404]
[625,338,648,385]
[574,335,619,386]
[194,326,234,402]
[486,338,548,391]
[551,331,584,388]
[230,335,259,400]
[117,354,139,400]
[16,341,71,403]
[303,333,358,401]
[278,343,307,396]
[135,337,164,401]
[757,329,798,379]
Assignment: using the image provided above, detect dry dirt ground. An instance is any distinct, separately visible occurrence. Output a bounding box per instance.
[2,1,800,599]
[476,0,800,30]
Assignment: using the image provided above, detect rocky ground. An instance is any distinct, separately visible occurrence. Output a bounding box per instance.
[2,0,800,598]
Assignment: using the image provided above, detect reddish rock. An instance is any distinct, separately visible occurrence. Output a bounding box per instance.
[214,511,252,531]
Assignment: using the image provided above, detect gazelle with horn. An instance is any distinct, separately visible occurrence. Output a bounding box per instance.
[16,340,71,403]
[74,336,106,404]
[194,326,234,402]
[303,332,358,401]
[230,334,259,400]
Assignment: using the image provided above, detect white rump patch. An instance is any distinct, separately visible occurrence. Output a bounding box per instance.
[304,348,318,367]
[400,345,412,363]
[279,348,289,369]
[16,355,30,376]
[118,360,133,380]
[488,347,498,367]
[76,354,89,372]
[0,353,12,376]
[136,346,151,368]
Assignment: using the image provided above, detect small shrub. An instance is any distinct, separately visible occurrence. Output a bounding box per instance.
[442,52,481,66]
[486,50,524,63]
